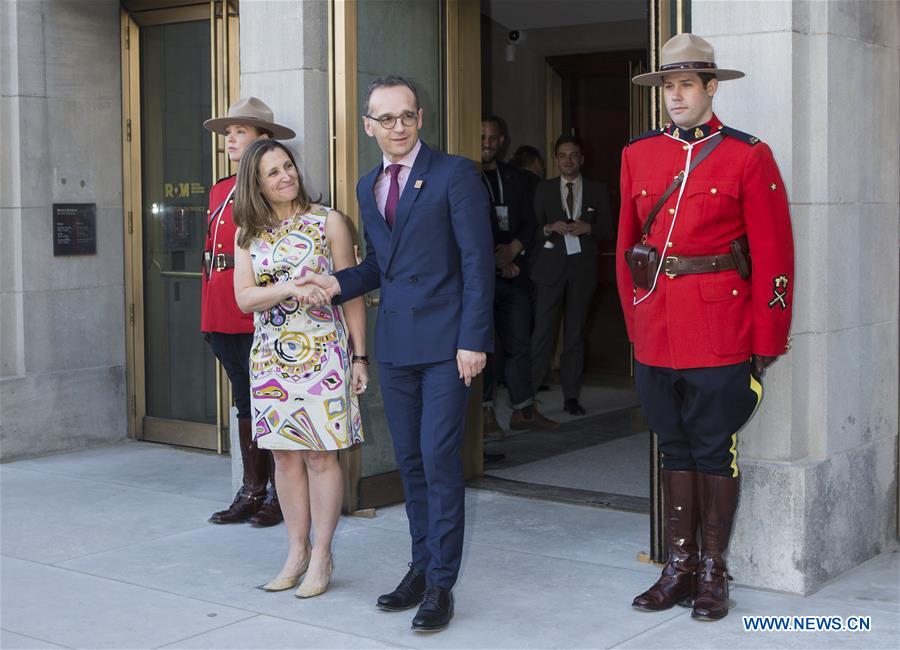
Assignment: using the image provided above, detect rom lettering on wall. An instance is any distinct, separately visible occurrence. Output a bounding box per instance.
[53,203,97,256]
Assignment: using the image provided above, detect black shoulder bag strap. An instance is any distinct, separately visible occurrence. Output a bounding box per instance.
[641,135,724,238]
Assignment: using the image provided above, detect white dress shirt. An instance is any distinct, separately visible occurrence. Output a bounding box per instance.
[559,174,583,220]
[374,139,422,220]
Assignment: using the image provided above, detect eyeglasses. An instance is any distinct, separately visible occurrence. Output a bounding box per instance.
[365,111,418,130]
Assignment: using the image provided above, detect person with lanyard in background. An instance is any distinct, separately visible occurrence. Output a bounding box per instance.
[480,115,558,438]
[617,33,794,621]
[201,97,295,527]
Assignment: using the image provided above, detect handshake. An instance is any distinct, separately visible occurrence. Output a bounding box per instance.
[284,273,341,307]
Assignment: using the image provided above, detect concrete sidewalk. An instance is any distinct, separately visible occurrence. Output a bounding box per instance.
[1,441,897,649]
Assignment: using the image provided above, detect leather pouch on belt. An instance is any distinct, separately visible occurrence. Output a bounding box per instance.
[625,242,659,290]
[729,235,751,280]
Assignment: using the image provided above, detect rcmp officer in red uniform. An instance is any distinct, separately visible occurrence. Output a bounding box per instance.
[202,98,296,526]
[616,34,794,620]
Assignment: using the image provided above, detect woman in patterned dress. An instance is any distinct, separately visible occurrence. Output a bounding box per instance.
[233,140,367,598]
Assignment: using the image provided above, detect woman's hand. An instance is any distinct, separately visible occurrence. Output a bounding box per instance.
[284,280,329,306]
[351,361,369,395]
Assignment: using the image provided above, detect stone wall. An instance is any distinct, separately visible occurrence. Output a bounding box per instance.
[693,0,899,594]
[0,0,127,460]
[238,0,330,204]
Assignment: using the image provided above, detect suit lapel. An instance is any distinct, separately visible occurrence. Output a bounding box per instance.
[360,163,389,236]
[551,176,567,220]
[386,141,432,267]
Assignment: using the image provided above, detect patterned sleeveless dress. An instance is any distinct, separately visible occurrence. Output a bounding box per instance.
[248,206,364,451]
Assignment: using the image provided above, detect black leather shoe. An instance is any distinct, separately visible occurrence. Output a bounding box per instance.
[483,451,506,465]
[376,565,426,611]
[248,492,283,527]
[564,398,586,416]
[411,585,454,632]
[208,488,264,524]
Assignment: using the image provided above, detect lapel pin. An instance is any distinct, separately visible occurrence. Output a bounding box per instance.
[414,179,424,189]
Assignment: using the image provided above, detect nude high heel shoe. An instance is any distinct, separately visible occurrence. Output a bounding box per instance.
[259,553,310,592]
[294,556,333,599]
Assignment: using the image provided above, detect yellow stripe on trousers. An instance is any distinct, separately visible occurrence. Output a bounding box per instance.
[731,373,765,478]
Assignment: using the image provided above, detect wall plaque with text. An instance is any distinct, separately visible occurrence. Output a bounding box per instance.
[53,203,97,256]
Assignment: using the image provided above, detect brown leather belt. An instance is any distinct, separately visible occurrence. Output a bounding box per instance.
[203,252,235,274]
[663,252,737,278]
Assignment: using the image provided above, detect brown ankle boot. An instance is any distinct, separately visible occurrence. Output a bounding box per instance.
[509,404,559,431]
[633,470,699,611]
[692,473,740,621]
[209,419,267,524]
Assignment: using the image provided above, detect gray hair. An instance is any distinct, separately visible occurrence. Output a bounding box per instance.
[363,75,420,114]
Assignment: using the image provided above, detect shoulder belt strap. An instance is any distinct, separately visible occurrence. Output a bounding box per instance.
[721,126,761,145]
[641,135,725,237]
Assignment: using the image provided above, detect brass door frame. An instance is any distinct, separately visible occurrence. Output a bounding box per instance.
[120,1,240,452]
[648,0,690,563]
[544,64,563,179]
[330,0,482,513]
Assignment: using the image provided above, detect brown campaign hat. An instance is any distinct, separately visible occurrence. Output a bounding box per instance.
[632,33,745,87]
[203,96,296,139]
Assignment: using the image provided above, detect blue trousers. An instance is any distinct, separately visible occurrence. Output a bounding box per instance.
[379,358,471,589]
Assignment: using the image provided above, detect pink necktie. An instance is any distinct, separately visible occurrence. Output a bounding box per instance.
[384,163,402,229]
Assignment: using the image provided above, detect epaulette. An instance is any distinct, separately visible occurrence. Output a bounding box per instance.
[215,173,236,184]
[628,129,664,145]
[720,126,761,145]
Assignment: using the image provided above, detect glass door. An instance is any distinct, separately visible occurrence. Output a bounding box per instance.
[121,1,239,450]
[331,0,482,512]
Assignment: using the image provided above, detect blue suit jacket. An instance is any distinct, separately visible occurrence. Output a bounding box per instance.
[335,141,494,366]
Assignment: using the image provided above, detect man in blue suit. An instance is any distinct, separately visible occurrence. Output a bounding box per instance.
[299,75,494,632]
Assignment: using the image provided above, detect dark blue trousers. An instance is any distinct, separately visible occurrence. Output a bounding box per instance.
[206,332,253,419]
[379,358,471,589]
[483,278,534,409]
[634,360,762,477]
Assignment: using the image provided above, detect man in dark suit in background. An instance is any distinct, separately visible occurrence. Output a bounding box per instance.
[481,115,557,437]
[530,135,612,416]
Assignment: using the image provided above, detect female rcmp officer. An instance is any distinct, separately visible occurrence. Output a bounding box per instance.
[201,97,296,526]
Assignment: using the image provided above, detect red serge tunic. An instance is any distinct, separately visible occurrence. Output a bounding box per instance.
[201,175,254,334]
[615,115,794,370]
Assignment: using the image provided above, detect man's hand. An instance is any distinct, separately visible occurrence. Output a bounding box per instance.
[545,220,569,236]
[751,354,778,378]
[567,220,592,237]
[498,262,520,279]
[295,273,341,304]
[456,349,486,387]
[287,281,329,306]
[494,241,521,268]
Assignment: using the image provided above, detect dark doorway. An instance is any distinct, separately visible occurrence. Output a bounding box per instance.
[547,50,645,378]
[477,0,651,510]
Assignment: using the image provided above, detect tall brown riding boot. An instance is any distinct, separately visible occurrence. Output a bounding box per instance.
[209,418,267,524]
[692,473,740,621]
[249,452,283,527]
[633,470,700,611]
